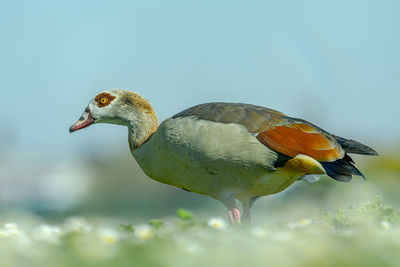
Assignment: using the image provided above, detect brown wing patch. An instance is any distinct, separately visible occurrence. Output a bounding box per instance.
[171,102,343,162]
[95,92,116,107]
[257,123,342,162]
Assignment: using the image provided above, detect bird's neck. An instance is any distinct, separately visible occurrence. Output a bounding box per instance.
[127,107,159,150]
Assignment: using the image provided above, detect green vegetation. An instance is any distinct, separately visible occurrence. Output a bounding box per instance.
[176,208,194,221]
[1,197,400,267]
[1,152,400,266]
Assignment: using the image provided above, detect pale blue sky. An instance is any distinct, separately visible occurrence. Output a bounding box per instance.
[1,0,399,158]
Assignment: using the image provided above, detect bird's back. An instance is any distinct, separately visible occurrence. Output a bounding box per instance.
[173,102,378,182]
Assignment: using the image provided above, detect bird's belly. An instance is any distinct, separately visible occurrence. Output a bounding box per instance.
[132,117,303,199]
[165,157,301,198]
[145,154,301,199]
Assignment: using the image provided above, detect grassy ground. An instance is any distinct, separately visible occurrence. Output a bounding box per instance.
[1,196,399,267]
[1,152,400,267]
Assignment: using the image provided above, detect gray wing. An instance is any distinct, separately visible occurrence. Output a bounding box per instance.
[173,102,286,133]
[173,102,344,162]
[173,102,377,182]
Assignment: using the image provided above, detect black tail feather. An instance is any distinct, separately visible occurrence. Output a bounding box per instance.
[320,154,365,182]
[333,135,378,156]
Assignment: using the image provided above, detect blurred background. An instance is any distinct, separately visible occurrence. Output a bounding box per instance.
[0,0,399,224]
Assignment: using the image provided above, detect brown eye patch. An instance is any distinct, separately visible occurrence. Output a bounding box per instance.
[95,92,116,107]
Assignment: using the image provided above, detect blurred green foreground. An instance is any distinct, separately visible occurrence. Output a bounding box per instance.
[0,196,399,267]
[0,150,399,266]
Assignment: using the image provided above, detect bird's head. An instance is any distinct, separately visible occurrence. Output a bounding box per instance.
[70,89,159,148]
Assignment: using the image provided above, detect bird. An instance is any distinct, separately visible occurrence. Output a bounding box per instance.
[70,89,378,224]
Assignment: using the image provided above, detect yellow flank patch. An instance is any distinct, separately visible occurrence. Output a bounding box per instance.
[283,154,326,175]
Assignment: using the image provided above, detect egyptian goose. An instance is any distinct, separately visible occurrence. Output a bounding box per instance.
[70,89,378,224]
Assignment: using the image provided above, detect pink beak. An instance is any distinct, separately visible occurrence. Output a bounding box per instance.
[69,108,95,133]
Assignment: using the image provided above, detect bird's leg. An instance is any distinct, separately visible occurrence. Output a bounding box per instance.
[220,196,241,225]
[240,196,260,225]
[228,206,241,225]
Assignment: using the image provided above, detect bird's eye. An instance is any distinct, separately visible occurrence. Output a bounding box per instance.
[100,97,108,104]
[95,92,115,107]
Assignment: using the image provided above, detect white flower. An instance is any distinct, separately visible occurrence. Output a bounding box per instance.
[1,222,23,237]
[251,227,267,238]
[207,217,227,230]
[298,218,312,227]
[34,224,64,244]
[288,218,312,229]
[64,217,92,233]
[134,225,154,240]
[0,230,9,238]
[99,228,120,244]
[4,223,18,230]
[380,221,391,230]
